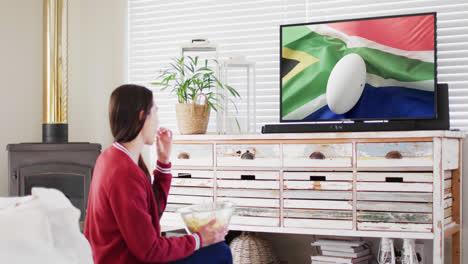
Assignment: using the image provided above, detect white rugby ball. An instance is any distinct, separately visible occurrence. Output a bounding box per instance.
[326,53,367,114]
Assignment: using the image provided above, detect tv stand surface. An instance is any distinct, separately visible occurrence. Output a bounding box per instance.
[161,131,464,263]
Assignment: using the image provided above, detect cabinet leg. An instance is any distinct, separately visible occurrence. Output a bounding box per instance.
[452,231,461,264]
[433,232,444,264]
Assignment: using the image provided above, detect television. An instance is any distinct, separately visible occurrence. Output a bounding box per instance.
[276,12,438,132]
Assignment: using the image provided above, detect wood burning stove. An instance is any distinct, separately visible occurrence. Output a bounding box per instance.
[7,143,101,221]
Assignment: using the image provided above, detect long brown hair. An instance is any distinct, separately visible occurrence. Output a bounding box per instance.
[109,84,153,179]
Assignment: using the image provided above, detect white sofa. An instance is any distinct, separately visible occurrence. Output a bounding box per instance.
[0,187,93,263]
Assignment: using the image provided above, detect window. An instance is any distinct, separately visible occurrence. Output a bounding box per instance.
[128,0,468,131]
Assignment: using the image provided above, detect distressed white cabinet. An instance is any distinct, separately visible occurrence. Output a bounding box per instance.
[160,131,464,264]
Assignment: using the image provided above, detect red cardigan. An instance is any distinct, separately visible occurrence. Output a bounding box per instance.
[84,144,200,264]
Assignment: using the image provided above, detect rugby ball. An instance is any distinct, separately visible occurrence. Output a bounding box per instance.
[326,53,367,114]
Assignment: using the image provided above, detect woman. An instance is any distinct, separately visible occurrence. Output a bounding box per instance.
[84,84,232,264]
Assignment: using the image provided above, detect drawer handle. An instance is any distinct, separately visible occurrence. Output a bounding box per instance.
[385,151,403,159]
[310,176,326,181]
[177,152,190,159]
[241,175,256,180]
[385,177,403,182]
[178,173,192,178]
[309,151,326,159]
[241,150,255,160]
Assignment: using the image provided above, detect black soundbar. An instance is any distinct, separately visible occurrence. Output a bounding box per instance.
[262,83,449,134]
[262,121,416,133]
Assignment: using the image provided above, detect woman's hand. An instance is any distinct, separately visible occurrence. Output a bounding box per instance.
[156,127,172,164]
[197,219,229,247]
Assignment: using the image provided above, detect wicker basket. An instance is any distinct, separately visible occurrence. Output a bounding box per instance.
[230,232,281,264]
[175,93,210,134]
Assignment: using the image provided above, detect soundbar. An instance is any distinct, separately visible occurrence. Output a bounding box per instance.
[262,121,414,133]
[262,83,449,134]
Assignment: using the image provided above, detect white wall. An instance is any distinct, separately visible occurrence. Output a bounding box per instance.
[0,0,126,197]
[67,0,126,146]
[0,0,43,196]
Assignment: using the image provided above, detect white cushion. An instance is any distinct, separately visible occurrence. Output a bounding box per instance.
[0,187,93,264]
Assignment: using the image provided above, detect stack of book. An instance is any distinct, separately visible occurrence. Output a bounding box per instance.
[311,238,373,264]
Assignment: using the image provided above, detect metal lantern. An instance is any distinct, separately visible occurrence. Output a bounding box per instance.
[181,39,218,59]
[219,56,256,134]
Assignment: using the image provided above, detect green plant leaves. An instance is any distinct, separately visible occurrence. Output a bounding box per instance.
[152,55,241,112]
[152,55,244,132]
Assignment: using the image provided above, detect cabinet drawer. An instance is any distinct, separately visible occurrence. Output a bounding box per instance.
[357,172,433,232]
[168,170,214,215]
[357,142,433,170]
[283,172,353,229]
[216,144,280,168]
[219,201,280,227]
[169,170,213,198]
[284,172,352,181]
[172,170,214,179]
[356,201,433,232]
[356,172,433,192]
[216,170,280,227]
[217,170,279,180]
[283,172,353,191]
[357,172,432,183]
[172,144,213,167]
[283,143,352,168]
[283,198,353,227]
[217,171,280,190]
[171,170,214,188]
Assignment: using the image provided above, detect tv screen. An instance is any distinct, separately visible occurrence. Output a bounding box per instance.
[280,13,436,122]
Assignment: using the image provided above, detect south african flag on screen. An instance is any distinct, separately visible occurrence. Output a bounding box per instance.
[281,13,435,121]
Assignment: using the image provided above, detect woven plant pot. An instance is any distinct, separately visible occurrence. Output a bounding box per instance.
[230,232,281,264]
[175,94,210,134]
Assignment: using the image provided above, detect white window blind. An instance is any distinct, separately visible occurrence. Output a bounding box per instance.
[128,0,468,132]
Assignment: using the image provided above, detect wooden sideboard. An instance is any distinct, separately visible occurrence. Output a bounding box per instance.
[159,130,464,263]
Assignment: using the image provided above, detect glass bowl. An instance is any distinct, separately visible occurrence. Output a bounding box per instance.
[177,201,235,234]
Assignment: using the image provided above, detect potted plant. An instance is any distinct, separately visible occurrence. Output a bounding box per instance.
[152,56,240,134]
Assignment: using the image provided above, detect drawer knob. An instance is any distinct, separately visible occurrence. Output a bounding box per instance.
[241,150,255,160]
[177,173,192,178]
[310,176,326,181]
[385,177,403,182]
[241,175,256,180]
[177,152,190,159]
[309,151,325,159]
[385,151,403,159]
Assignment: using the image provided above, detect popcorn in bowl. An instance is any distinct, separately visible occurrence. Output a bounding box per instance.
[177,201,235,234]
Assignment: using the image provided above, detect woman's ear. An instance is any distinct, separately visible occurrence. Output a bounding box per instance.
[139,110,145,121]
